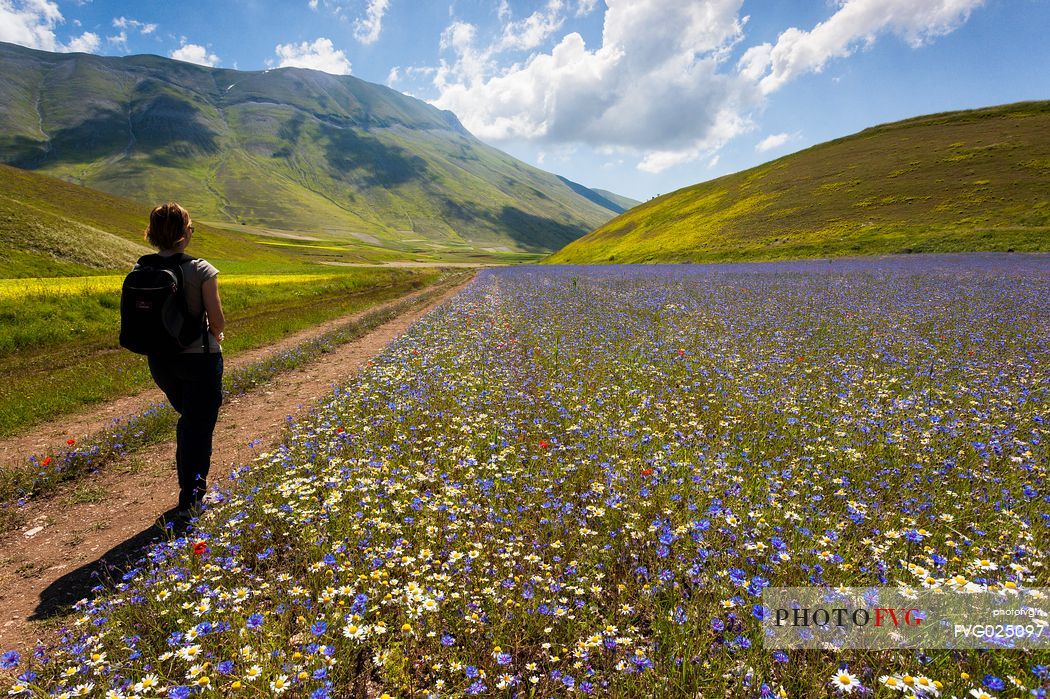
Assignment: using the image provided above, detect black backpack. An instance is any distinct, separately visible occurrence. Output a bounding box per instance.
[119,253,208,355]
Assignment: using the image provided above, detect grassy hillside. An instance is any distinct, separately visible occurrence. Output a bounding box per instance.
[549,102,1050,264]
[0,41,614,255]
[592,188,641,211]
[556,176,634,214]
[0,163,435,277]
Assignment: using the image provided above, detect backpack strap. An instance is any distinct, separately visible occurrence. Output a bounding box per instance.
[171,254,211,354]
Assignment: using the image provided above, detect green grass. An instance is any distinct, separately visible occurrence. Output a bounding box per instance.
[548,101,1050,264]
[0,267,441,437]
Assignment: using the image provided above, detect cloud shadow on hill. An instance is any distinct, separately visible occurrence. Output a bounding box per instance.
[321,124,428,187]
[3,93,221,170]
[441,199,590,251]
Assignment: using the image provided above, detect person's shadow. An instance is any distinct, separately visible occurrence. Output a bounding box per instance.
[32,509,193,621]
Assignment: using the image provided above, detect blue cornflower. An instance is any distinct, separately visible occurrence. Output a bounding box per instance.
[983,675,1005,691]
[0,650,20,669]
[466,680,486,695]
[168,686,191,699]
[246,613,264,629]
[496,652,512,665]
[311,620,327,636]
[440,633,455,647]
[216,660,234,675]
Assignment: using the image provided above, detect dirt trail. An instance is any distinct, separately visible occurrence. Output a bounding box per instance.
[0,282,441,465]
[0,276,471,651]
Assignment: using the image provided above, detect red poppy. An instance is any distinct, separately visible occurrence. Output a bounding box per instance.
[538,439,550,449]
[66,438,76,447]
[192,541,208,556]
[42,456,52,467]
[678,349,685,357]
[641,468,654,476]
[336,427,345,434]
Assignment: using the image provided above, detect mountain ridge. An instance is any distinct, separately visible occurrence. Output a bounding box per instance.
[0,41,615,255]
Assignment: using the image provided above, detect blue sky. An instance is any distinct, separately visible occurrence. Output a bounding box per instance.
[2,0,1048,201]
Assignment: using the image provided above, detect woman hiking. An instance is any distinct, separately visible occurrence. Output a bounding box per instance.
[132,203,225,517]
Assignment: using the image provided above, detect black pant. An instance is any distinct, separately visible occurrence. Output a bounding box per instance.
[147,352,223,509]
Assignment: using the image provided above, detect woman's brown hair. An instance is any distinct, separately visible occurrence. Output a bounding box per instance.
[144,202,191,250]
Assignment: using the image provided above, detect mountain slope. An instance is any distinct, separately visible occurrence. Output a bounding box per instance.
[556,176,632,214]
[0,163,422,278]
[548,102,1050,264]
[0,41,615,254]
[591,189,641,212]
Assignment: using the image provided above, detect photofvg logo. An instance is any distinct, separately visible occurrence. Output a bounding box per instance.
[762,587,1049,650]
[774,605,925,629]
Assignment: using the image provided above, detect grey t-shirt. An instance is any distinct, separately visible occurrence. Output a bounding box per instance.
[154,252,222,353]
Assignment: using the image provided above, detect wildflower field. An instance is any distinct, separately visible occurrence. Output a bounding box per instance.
[5,254,1047,698]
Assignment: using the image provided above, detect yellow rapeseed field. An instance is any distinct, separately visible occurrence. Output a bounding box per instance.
[0,274,346,300]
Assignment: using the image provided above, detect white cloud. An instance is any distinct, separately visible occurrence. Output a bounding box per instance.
[575,0,599,17]
[107,29,127,49]
[113,16,158,35]
[431,0,984,173]
[496,0,565,52]
[308,0,318,8]
[0,0,101,53]
[755,132,791,152]
[64,30,99,52]
[387,64,436,88]
[433,0,755,172]
[273,37,352,74]
[740,0,985,94]
[353,0,390,45]
[171,42,220,67]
